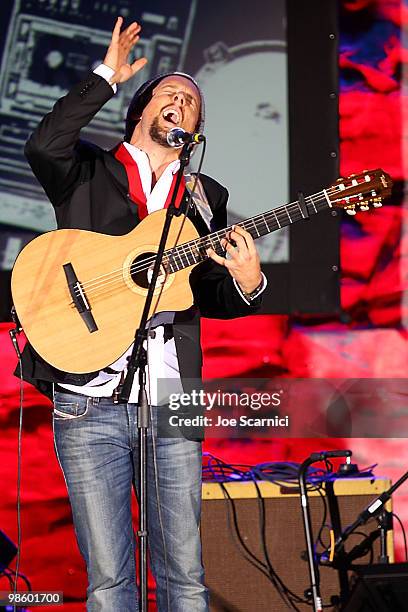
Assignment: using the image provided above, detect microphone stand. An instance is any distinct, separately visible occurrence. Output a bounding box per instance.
[318,466,408,609]
[298,450,352,612]
[323,480,350,604]
[118,140,196,612]
[333,468,408,561]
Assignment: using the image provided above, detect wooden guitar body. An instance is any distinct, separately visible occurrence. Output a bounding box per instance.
[11,169,392,374]
[11,209,199,373]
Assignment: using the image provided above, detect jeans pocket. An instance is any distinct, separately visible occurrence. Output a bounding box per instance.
[53,391,89,420]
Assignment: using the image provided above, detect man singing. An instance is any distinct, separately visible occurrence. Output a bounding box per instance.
[19,17,266,611]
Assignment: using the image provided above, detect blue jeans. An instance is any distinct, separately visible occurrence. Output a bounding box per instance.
[53,391,208,612]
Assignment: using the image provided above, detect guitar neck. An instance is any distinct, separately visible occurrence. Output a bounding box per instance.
[165,188,333,273]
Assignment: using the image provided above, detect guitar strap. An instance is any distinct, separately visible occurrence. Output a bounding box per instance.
[184,173,214,231]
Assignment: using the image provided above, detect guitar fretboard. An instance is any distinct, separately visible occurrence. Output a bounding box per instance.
[163,188,333,273]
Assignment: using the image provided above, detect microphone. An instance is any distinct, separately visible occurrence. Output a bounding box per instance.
[335,491,390,550]
[167,127,205,148]
[309,450,352,462]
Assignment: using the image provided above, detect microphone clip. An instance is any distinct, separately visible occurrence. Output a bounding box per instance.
[9,305,23,360]
[167,127,205,148]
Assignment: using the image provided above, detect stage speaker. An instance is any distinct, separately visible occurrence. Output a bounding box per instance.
[201,477,393,612]
[342,563,408,611]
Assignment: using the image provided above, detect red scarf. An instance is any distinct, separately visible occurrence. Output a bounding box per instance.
[114,143,185,220]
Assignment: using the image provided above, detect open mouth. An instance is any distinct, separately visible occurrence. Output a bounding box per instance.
[162,107,181,126]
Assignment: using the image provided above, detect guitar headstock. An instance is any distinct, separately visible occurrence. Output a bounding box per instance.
[328,169,393,215]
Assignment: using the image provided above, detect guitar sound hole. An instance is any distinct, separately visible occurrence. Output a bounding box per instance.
[130,252,167,289]
[130,252,156,288]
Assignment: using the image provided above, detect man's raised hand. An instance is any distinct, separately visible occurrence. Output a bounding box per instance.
[104,17,148,85]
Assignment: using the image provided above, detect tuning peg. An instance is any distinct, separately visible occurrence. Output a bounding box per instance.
[372,201,382,208]
[345,208,357,216]
[359,205,370,211]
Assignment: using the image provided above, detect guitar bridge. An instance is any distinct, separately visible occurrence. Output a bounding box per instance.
[63,262,98,333]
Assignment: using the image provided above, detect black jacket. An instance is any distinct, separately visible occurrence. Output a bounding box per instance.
[17,71,262,401]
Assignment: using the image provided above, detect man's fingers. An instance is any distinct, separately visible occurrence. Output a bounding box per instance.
[206,248,229,268]
[122,22,141,41]
[232,225,256,254]
[130,56,148,75]
[111,16,123,43]
[229,232,247,252]
[222,234,249,262]
[109,57,147,84]
[113,19,140,48]
[232,224,250,239]
[119,31,140,53]
[224,241,240,261]
[120,34,139,53]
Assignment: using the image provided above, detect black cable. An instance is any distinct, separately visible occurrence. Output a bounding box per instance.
[220,479,314,609]
[219,482,295,610]
[219,482,270,577]
[252,478,298,609]
[4,568,31,591]
[316,525,333,551]
[204,456,329,506]
[203,454,253,482]
[251,477,307,610]
[1,569,14,589]
[350,530,375,565]
[11,336,24,612]
[392,512,408,562]
[315,486,329,550]
[252,461,330,485]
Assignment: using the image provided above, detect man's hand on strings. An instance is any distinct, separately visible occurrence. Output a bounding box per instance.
[104,16,148,85]
[207,225,263,295]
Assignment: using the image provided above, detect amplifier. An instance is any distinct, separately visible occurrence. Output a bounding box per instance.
[201,477,393,611]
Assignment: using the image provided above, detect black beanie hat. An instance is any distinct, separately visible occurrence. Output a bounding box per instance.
[125,71,204,142]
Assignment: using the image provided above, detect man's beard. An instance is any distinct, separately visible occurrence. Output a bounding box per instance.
[149,116,171,147]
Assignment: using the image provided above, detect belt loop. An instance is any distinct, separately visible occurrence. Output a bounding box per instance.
[87,396,98,408]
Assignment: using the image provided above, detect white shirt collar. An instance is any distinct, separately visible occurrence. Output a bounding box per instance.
[122,142,181,213]
[123,141,180,176]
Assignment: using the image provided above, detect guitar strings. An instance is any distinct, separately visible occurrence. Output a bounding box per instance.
[71,189,338,302]
[71,188,340,300]
[73,184,347,298]
[71,176,379,301]
[77,172,380,301]
[72,191,348,303]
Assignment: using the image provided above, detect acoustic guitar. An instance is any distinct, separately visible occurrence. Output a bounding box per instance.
[11,169,392,373]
